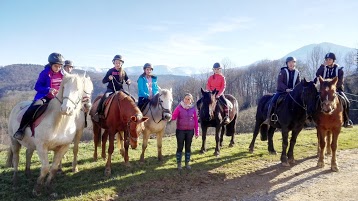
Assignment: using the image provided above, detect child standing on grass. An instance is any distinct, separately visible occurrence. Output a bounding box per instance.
[171,93,199,170]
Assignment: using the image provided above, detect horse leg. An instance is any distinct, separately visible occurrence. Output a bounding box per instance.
[10,139,21,188]
[267,126,277,155]
[220,125,225,148]
[93,123,101,161]
[280,129,290,167]
[249,121,261,153]
[330,128,341,172]
[117,131,125,158]
[200,126,208,154]
[69,129,82,173]
[214,126,221,156]
[157,130,164,161]
[317,128,326,168]
[140,131,149,162]
[25,148,35,177]
[101,129,108,160]
[33,148,50,196]
[105,131,115,176]
[123,130,131,166]
[45,145,70,192]
[326,131,332,155]
[287,128,302,164]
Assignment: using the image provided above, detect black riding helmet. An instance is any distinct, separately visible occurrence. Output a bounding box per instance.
[48,53,64,65]
[143,63,153,70]
[325,52,336,61]
[285,56,296,65]
[213,62,221,69]
[112,55,124,63]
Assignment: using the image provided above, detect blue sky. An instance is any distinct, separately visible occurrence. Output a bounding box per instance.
[1,0,357,70]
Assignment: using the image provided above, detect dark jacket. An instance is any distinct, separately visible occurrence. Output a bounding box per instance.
[276,67,300,92]
[102,67,129,92]
[315,64,344,91]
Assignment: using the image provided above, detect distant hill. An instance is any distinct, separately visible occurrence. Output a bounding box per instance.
[282,42,355,62]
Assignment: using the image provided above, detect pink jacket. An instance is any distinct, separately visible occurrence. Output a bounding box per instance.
[206,73,226,97]
[171,102,199,137]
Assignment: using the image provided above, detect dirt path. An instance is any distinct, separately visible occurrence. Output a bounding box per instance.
[163,149,358,201]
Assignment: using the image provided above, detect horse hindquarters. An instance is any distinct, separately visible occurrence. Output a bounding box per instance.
[226,114,236,147]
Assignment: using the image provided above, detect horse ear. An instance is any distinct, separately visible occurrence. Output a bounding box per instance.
[169,88,172,93]
[332,77,338,85]
[62,69,69,76]
[139,117,149,123]
[83,71,87,78]
[201,88,205,95]
[318,75,324,84]
[213,88,218,95]
[131,116,137,122]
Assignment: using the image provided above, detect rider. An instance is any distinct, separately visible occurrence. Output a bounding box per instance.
[197,62,230,125]
[137,63,159,110]
[172,93,199,171]
[262,56,300,125]
[63,60,74,73]
[93,54,131,122]
[13,52,65,140]
[314,52,353,128]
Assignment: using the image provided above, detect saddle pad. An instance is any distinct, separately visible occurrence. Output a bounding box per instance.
[16,102,46,129]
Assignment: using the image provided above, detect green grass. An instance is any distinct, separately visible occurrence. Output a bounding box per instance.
[1,127,357,201]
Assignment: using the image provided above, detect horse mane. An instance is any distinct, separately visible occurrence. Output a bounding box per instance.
[150,89,171,107]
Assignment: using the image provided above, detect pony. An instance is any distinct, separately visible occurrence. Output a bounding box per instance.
[137,88,173,162]
[198,88,238,156]
[313,76,343,172]
[248,79,318,166]
[6,72,93,195]
[90,90,148,176]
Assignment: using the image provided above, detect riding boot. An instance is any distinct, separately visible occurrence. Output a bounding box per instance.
[176,152,182,170]
[343,105,353,128]
[185,152,191,170]
[94,95,106,122]
[223,106,230,125]
[262,103,273,125]
[13,104,39,140]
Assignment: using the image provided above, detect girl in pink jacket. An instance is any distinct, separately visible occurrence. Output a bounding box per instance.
[171,93,199,170]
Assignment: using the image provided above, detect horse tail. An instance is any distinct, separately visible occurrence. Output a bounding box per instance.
[260,124,268,141]
[226,113,237,136]
[5,147,13,167]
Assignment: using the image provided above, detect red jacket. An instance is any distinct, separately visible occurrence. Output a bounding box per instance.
[206,73,226,97]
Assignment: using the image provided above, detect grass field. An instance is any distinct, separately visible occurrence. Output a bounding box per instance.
[1,127,357,201]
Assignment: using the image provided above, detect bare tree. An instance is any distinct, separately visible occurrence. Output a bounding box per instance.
[343,50,356,76]
[305,45,325,79]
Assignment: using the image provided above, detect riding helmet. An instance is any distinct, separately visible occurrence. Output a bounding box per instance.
[143,63,153,70]
[48,52,64,65]
[64,60,73,67]
[112,55,124,63]
[285,56,296,64]
[213,62,221,69]
[325,52,336,61]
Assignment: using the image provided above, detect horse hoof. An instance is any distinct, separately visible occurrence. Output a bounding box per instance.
[199,150,206,154]
[269,151,277,155]
[56,169,64,175]
[317,162,324,168]
[72,167,79,173]
[50,192,58,198]
[288,159,295,164]
[229,143,234,148]
[281,162,290,167]
[331,166,339,172]
[124,162,131,167]
[249,148,254,154]
[214,151,220,157]
[104,169,111,176]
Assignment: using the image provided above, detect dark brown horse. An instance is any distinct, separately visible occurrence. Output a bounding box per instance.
[249,79,318,166]
[313,76,343,172]
[198,88,238,156]
[90,91,148,176]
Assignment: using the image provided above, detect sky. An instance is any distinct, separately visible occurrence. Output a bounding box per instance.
[1,0,358,70]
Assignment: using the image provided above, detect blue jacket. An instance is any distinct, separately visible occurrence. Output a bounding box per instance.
[33,64,64,100]
[137,74,159,98]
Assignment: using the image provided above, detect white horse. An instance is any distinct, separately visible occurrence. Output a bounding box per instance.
[6,72,93,195]
[138,88,173,162]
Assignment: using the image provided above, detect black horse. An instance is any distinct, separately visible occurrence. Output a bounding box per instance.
[198,88,239,156]
[249,79,318,166]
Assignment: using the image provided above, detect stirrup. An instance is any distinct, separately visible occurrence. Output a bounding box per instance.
[270,114,278,123]
[13,130,25,141]
[344,120,353,128]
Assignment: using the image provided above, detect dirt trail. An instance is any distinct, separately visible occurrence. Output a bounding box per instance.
[163,149,358,201]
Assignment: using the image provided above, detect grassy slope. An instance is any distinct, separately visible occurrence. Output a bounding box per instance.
[0,127,357,201]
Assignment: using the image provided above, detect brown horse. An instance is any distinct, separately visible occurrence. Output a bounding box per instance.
[90,91,148,176]
[313,76,343,172]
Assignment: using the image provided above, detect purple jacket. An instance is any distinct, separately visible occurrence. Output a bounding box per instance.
[34,64,64,100]
[171,102,199,137]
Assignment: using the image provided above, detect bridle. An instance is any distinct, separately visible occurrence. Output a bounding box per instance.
[125,119,139,144]
[288,85,308,111]
[144,94,172,124]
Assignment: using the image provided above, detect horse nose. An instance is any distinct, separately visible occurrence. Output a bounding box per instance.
[164,113,172,121]
[61,105,73,115]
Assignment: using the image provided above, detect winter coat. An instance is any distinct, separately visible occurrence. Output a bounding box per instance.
[34,64,64,100]
[171,101,199,137]
[276,67,300,92]
[137,74,159,98]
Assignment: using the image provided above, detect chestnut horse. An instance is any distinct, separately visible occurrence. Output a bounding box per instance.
[249,79,318,166]
[90,91,148,176]
[198,88,238,156]
[313,76,343,172]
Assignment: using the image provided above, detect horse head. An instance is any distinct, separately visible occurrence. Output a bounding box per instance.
[81,74,94,113]
[59,72,84,115]
[200,88,218,121]
[300,78,319,116]
[318,76,339,114]
[158,88,173,121]
[128,114,149,149]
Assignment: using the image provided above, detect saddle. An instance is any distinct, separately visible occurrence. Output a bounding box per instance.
[218,95,233,110]
[17,103,49,137]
